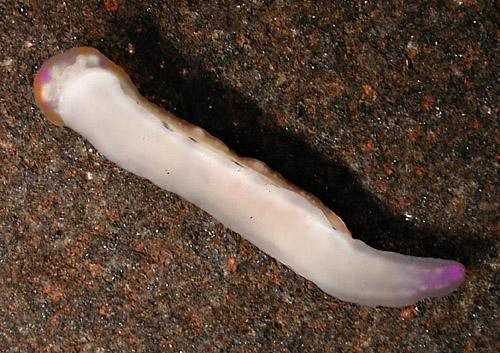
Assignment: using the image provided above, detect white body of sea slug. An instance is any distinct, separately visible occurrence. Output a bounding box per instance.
[34,47,465,307]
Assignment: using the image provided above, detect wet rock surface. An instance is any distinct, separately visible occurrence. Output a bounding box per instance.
[0,1,498,352]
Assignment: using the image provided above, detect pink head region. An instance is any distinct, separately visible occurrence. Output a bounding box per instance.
[37,65,52,84]
[34,47,133,126]
[34,64,65,124]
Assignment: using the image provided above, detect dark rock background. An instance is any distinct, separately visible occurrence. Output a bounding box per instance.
[0,0,498,351]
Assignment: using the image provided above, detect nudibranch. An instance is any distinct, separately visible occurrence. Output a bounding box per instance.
[34,47,465,307]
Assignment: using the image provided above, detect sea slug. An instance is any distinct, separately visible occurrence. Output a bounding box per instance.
[34,47,465,307]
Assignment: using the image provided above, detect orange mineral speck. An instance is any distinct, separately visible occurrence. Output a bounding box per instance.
[105,0,119,12]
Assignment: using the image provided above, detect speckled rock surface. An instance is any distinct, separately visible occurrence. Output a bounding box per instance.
[0,0,498,352]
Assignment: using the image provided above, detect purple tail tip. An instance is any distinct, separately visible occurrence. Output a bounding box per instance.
[445,263,466,283]
[424,262,466,295]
